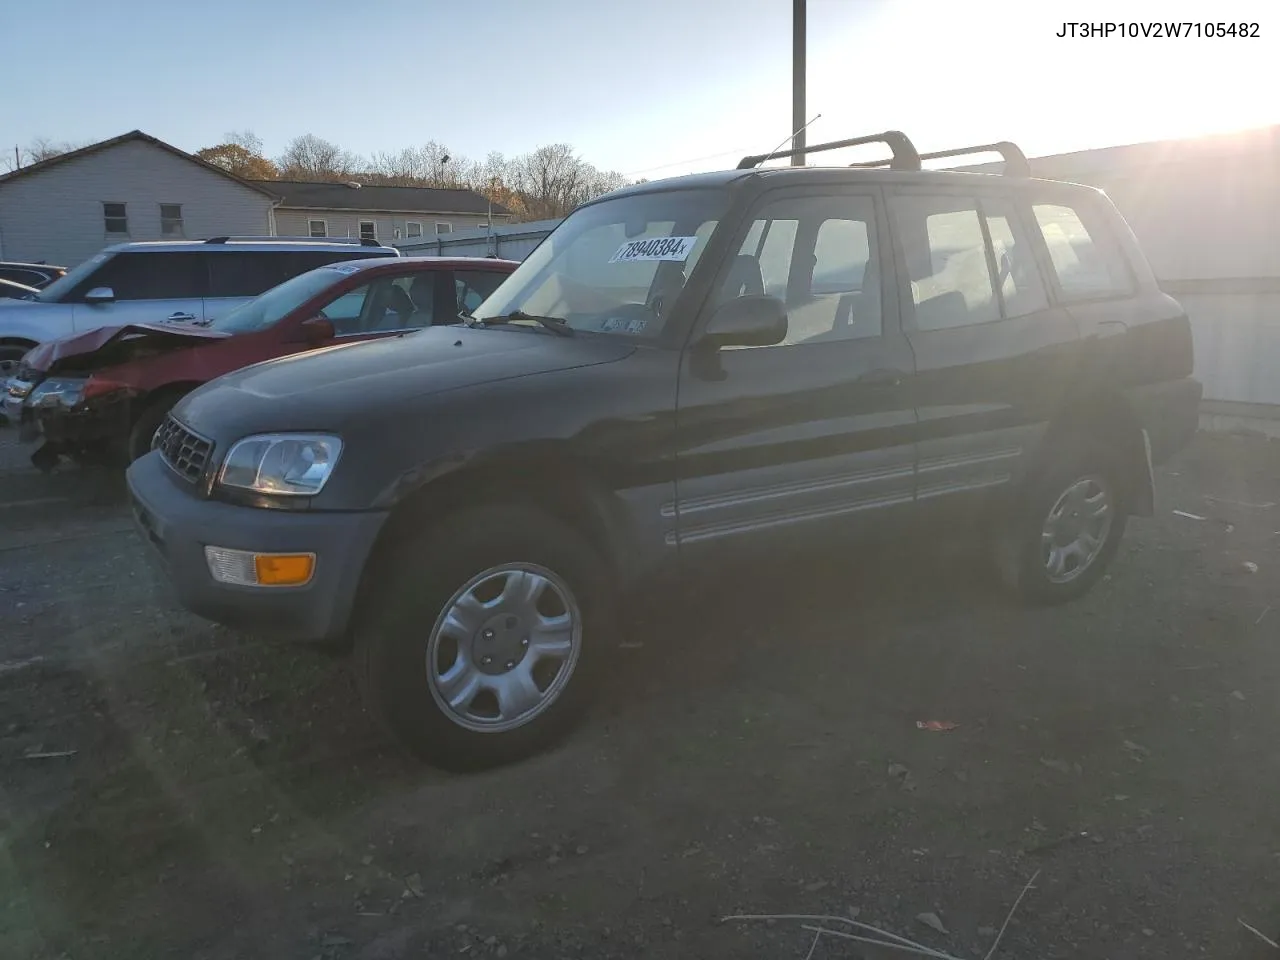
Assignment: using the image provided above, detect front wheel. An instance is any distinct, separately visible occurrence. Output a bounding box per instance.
[354,505,611,770]
[0,344,31,377]
[999,443,1128,604]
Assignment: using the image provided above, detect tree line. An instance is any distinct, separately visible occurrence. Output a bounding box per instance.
[4,131,632,223]
[196,132,629,222]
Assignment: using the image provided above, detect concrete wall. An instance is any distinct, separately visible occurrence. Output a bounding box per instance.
[0,139,274,266]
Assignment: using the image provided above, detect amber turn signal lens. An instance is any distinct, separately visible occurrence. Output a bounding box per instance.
[253,553,315,586]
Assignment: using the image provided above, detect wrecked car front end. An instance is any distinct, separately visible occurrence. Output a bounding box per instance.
[14,322,228,467]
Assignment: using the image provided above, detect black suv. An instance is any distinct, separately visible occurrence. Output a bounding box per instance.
[127,132,1202,768]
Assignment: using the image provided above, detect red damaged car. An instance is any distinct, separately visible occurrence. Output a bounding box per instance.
[6,256,517,468]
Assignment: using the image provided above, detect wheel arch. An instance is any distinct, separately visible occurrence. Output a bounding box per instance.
[0,336,38,360]
[362,442,636,588]
[1034,390,1153,516]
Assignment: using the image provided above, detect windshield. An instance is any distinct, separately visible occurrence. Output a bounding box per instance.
[214,267,347,334]
[34,252,111,302]
[472,189,725,337]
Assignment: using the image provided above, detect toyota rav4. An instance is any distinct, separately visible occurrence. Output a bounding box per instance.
[126,132,1202,769]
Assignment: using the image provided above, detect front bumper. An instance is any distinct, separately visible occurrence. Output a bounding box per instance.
[2,378,38,438]
[30,382,129,451]
[126,451,389,641]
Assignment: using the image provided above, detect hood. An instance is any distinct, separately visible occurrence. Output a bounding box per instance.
[24,322,229,375]
[175,325,634,440]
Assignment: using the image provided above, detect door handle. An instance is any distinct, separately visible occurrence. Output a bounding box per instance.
[167,312,196,322]
[857,368,905,386]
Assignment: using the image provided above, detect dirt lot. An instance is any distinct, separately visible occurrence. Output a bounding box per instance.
[2,426,1280,960]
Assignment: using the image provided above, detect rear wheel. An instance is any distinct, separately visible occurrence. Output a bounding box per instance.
[999,441,1128,604]
[354,505,611,770]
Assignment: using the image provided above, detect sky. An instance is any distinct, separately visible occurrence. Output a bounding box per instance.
[3,0,1279,178]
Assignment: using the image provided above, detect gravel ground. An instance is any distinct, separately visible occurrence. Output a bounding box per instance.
[2,426,1280,960]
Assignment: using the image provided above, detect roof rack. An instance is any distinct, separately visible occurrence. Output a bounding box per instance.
[849,141,1030,176]
[202,236,387,246]
[737,130,921,171]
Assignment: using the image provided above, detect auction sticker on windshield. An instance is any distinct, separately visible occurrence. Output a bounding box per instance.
[609,236,698,263]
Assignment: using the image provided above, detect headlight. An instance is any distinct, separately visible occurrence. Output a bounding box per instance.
[217,433,343,496]
[28,378,86,409]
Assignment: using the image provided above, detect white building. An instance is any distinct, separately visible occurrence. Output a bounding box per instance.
[0,130,513,267]
[261,180,511,245]
[0,130,278,266]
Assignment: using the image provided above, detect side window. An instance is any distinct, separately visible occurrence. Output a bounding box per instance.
[74,252,205,301]
[207,253,294,299]
[0,268,44,287]
[321,283,375,335]
[891,196,998,331]
[1032,202,1131,300]
[325,274,443,335]
[716,193,882,347]
[455,270,507,314]
[981,198,1049,319]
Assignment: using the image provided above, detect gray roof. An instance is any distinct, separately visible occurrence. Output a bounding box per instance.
[256,180,512,216]
[0,130,280,198]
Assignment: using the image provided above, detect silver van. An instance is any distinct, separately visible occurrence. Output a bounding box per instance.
[0,236,398,373]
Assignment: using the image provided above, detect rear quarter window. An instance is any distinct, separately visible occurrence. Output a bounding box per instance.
[1032,201,1133,300]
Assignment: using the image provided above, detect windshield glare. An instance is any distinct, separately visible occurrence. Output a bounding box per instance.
[214,267,346,334]
[35,253,110,303]
[472,190,724,337]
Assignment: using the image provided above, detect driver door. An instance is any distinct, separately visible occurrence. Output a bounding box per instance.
[673,186,917,561]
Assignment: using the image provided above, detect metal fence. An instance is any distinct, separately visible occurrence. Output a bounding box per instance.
[394,218,561,261]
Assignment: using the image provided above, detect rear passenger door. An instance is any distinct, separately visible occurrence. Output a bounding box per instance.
[673,186,917,559]
[69,252,208,330]
[888,188,1078,517]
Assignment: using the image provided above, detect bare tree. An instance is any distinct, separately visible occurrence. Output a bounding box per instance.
[225,130,265,156]
[276,134,358,181]
[1,136,93,171]
[500,144,625,220]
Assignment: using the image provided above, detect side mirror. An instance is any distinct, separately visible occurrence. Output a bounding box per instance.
[698,295,787,349]
[294,316,335,343]
[83,286,115,305]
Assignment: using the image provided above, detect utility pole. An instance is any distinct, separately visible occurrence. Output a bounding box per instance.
[792,0,806,166]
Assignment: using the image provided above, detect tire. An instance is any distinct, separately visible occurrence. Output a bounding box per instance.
[998,439,1129,605]
[0,344,32,377]
[354,504,612,770]
[127,394,182,462]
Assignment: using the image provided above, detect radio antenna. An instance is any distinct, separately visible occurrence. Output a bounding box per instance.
[757,113,822,167]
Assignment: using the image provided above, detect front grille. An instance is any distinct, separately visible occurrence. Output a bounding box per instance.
[153,415,213,484]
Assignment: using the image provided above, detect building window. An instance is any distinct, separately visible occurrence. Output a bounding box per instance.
[159,203,184,237]
[103,202,128,235]
[405,221,424,239]
[359,221,377,241]
[309,219,328,238]
[435,222,453,235]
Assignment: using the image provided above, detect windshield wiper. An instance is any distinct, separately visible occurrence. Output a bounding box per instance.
[472,310,574,337]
